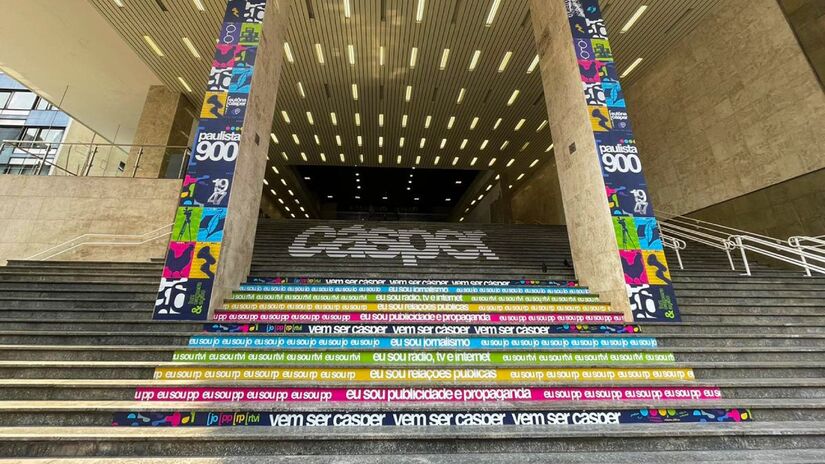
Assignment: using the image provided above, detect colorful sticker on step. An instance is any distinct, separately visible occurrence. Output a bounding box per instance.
[152,367,693,382]
[187,335,659,350]
[227,294,602,304]
[171,350,674,365]
[248,277,579,287]
[203,323,639,335]
[153,0,269,321]
[211,311,627,324]
[112,408,750,427]
[237,285,591,295]
[223,302,610,313]
[134,386,723,403]
[566,0,680,322]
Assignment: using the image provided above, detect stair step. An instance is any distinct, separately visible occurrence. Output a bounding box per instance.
[1,422,823,457]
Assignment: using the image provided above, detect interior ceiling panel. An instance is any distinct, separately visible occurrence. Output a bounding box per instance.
[89,0,721,219]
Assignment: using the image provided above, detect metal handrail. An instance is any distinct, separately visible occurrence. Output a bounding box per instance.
[659,221,737,270]
[728,234,825,277]
[660,233,686,269]
[659,211,824,277]
[25,224,173,261]
[1,140,190,178]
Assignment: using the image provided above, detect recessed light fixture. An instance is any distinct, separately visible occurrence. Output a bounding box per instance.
[488,158,497,166]
[113,0,124,7]
[433,156,440,165]
[336,135,342,146]
[181,38,200,59]
[455,180,462,184]
[352,84,359,100]
[409,47,418,68]
[415,155,421,164]
[620,57,644,78]
[343,0,352,18]
[621,5,649,33]
[448,116,456,129]
[498,51,512,72]
[347,44,356,65]
[314,134,321,145]
[425,115,432,128]
[527,54,539,73]
[480,140,489,150]
[416,0,425,23]
[500,141,509,150]
[330,112,338,125]
[445,198,451,202]
[320,153,327,162]
[536,120,548,131]
[470,157,478,166]
[405,85,412,102]
[457,88,466,104]
[263,179,269,186]
[379,114,384,127]
[439,49,450,70]
[517,173,525,180]
[306,111,314,125]
[297,82,306,98]
[301,152,307,161]
[420,138,426,148]
[304,176,311,180]
[470,117,479,130]
[284,42,294,63]
[379,46,385,66]
[281,111,291,123]
[546,144,555,152]
[493,118,502,130]
[506,158,515,167]
[397,155,402,164]
[485,0,501,26]
[440,138,447,149]
[468,50,481,71]
[514,119,525,131]
[177,77,192,93]
[291,134,300,145]
[507,89,520,106]
[314,43,325,64]
[460,139,468,150]
[402,114,408,127]
[340,153,346,162]
[143,35,164,57]
[452,157,459,166]
[355,113,361,126]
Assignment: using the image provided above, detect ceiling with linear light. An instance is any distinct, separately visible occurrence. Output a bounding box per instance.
[88,0,721,220]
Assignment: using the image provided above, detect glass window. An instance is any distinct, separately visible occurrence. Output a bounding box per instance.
[7,92,36,110]
[40,129,64,145]
[35,98,53,111]
[0,92,10,108]
[0,127,22,155]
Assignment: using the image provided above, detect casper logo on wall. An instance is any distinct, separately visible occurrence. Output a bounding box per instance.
[154,0,269,321]
[287,225,500,266]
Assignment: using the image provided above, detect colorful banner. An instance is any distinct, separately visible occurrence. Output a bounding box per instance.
[212,310,627,324]
[134,386,724,403]
[187,335,659,349]
[204,322,639,335]
[237,285,590,295]
[171,350,675,365]
[153,367,694,382]
[224,302,610,312]
[152,0,269,321]
[565,0,680,322]
[227,294,602,304]
[113,408,751,427]
[249,277,578,287]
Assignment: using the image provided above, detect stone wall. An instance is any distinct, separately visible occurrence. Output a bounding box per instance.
[0,176,180,264]
[624,0,825,217]
[690,168,825,238]
[511,159,566,225]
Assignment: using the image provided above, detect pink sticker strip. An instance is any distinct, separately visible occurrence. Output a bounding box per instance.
[211,311,626,325]
[136,386,722,403]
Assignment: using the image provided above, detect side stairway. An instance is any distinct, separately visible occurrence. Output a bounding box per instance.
[0,221,824,462]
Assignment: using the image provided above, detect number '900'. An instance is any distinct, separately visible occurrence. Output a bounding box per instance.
[196,141,239,162]
[601,152,642,173]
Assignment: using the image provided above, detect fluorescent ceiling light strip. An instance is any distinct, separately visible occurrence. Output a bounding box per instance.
[143,35,164,57]
[177,77,192,92]
[416,0,425,23]
[621,5,648,33]
[485,0,501,26]
[498,51,512,72]
[284,42,294,63]
[620,57,644,78]
[469,50,481,71]
[181,37,200,59]
[527,55,539,73]
[439,49,450,70]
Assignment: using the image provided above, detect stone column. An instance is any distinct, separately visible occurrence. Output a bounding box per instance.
[529,0,680,322]
[126,85,195,178]
[153,0,286,320]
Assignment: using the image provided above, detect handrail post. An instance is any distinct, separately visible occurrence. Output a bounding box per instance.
[733,236,751,276]
[132,147,143,178]
[83,146,98,176]
[674,245,684,270]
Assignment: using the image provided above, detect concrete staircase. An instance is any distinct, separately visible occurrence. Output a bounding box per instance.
[0,220,823,461]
